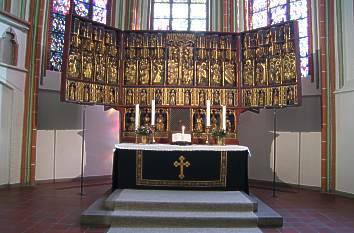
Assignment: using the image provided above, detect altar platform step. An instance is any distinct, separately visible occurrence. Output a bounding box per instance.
[107,227,263,233]
[109,210,257,228]
[81,189,283,229]
[105,189,256,212]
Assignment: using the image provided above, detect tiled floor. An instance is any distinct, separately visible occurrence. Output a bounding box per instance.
[0,179,353,233]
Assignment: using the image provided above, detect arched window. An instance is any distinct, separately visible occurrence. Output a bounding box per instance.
[248,0,310,78]
[48,0,111,71]
[152,0,207,31]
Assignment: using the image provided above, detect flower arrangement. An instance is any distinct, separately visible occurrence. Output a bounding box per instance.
[211,128,227,138]
[135,126,151,136]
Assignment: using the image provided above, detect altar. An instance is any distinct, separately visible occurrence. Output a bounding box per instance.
[112,143,250,193]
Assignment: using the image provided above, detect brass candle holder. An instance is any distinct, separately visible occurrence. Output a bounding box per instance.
[205,126,210,144]
[151,125,156,143]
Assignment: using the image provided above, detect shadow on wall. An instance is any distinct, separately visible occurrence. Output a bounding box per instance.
[238,96,321,185]
[38,90,119,179]
[83,106,119,177]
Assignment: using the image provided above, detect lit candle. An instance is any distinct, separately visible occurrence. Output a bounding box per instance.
[206,100,211,127]
[182,125,185,135]
[222,105,226,130]
[135,104,140,130]
[151,99,155,126]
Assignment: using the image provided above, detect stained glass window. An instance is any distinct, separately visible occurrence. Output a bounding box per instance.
[153,0,207,31]
[48,0,110,71]
[249,0,310,77]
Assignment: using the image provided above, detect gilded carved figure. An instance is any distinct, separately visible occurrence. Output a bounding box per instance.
[257,89,266,107]
[126,89,133,105]
[139,60,150,84]
[82,54,93,80]
[283,53,296,83]
[95,55,106,82]
[269,58,281,84]
[143,111,150,127]
[83,84,90,102]
[140,89,148,105]
[286,87,295,105]
[181,62,193,85]
[199,90,206,105]
[109,87,116,103]
[210,111,218,130]
[96,86,104,103]
[184,90,191,105]
[211,62,222,85]
[152,61,164,84]
[169,89,176,105]
[125,61,137,84]
[226,111,233,132]
[244,90,252,107]
[227,91,234,106]
[68,53,80,78]
[197,62,208,85]
[68,82,77,100]
[224,62,235,86]
[155,89,163,105]
[243,60,254,86]
[213,90,220,105]
[71,35,81,48]
[255,62,267,86]
[107,59,117,84]
[194,112,204,133]
[272,88,280,106]
[156,112,165,132]
[168,61,179,85]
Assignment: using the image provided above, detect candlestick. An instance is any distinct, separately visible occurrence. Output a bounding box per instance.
[206,100,211,127]
[205,126,210,144]
[135,104,140,130]
[222,105,226,130]
[151,99,155,126]
[182,125,185,135]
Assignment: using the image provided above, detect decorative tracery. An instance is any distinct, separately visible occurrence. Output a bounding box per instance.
[249,0,310,77]
[48,0,110,71]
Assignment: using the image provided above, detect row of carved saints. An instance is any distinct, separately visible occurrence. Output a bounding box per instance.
[67,81,118,104]
[242,86,296,107]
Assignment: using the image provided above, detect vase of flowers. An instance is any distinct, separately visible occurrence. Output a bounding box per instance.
[211,128,226,145]
[135,126,151,144]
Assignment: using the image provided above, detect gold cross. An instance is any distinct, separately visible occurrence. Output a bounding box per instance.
[173,155,190,180]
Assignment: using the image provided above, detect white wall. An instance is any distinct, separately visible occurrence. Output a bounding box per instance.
[335,0,354,195]
[239,95,321,188]
[0,15,29,185]
[35,104,119,181]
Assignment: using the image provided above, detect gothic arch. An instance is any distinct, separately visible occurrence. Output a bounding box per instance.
[0,28,18,66]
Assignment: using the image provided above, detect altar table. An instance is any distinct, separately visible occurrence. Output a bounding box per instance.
[112,143,251,193]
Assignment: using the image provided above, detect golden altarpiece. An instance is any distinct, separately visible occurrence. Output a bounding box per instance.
[61,14,301,145]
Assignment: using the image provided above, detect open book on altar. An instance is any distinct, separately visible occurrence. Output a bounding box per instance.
[171,133,192,145]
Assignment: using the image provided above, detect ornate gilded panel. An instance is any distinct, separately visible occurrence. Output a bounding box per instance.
[62,15,301,112]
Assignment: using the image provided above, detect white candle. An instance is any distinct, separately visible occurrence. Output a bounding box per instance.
[182,125,185,135]
[206,100,211,127]
[151,99,155,126]
[135,104,140,130]
[222,105,226,130]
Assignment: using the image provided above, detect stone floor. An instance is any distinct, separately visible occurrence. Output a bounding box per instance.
[0,178,354,233]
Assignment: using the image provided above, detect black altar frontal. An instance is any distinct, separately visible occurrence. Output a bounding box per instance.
[112,143,250,194]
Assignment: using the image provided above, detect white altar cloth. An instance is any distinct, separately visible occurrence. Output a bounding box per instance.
[115,143,251,156]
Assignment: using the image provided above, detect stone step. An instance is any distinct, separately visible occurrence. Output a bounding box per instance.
[109,210,258,228]
[105,189,256,212]
[107,227,263,233]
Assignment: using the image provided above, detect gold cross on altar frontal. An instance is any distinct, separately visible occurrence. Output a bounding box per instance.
[173,156,190,180]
